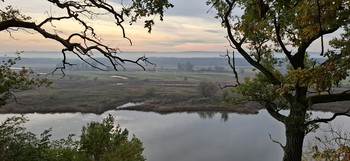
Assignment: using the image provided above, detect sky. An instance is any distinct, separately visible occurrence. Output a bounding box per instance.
[0,0,230,53]
[0,0,340,54]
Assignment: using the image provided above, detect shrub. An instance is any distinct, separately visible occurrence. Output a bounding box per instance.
[197,81,218,98]
[144,87,157,97]
[0,115,145,161]
[80,114,145,161]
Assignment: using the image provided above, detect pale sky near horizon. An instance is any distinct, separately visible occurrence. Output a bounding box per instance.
[0,0,339,54]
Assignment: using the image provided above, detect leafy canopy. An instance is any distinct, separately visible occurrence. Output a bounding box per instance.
[0,114,145,161]
[207,0,350,115]
[207,0,350,160]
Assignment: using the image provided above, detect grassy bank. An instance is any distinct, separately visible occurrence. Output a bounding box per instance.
[1,70,261,114]
[2,69,345,115]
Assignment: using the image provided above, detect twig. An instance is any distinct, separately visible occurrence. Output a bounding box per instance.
[269,133,285,149]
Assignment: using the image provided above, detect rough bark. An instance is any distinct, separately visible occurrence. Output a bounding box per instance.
[283,122,306,161]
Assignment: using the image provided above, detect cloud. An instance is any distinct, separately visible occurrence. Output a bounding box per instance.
[0,0,228,52]
[167,0,214,17]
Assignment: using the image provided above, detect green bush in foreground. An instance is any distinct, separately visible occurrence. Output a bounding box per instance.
[0,114,145,161]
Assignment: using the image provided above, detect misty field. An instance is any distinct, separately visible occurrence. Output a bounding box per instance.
[0,69,259,114]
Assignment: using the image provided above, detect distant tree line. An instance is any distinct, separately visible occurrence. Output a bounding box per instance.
[177,62,194,71]
[57,62,99,71]
[198,66,225,73]
[176,61,228,73]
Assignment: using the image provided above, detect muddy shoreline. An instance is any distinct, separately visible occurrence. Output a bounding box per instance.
[1,99,349,115]
[1,71,349,115]
[0,100,261,115]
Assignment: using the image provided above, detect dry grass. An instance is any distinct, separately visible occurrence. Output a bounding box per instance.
[1,71,248,114]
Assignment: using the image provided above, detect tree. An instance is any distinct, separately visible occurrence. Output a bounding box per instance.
[207,0,350,161]
[0,0,173,72]
[197,81,218,98]
[80,114,145,161]
[0,114,145,161]
[177,61,194,71]
[0,55,51,107]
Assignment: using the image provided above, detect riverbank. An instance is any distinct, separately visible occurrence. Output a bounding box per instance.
[2,95,349,115]
[0,70,260,114]
[0,95,261,114]
[1,70,349,115]
[116,99,261,114]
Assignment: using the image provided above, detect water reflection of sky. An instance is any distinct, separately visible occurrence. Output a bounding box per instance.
[0,110,349,161]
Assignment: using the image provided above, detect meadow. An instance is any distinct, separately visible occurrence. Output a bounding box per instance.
[0,69,260,114]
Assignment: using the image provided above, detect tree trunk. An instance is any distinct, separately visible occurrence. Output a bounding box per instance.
[283,119,306,161]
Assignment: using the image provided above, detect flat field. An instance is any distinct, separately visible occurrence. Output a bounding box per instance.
[1,70,260,114]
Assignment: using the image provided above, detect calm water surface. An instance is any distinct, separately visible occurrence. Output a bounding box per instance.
[1,110,349,161]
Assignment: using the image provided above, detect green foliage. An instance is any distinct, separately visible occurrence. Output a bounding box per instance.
[80,114,145,161]
[206,0,350,93]
[0,5,31,21]
[305,124,350,161]
[0,115,145,161]
[311,145,350,161]
[206,0,350,115]
[0,55,51,107]
[123,0,174,33]
[207,1,350,160]
[0,116,61,161]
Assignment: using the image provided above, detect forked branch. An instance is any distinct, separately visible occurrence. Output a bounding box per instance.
[221,50,240,85]
[0,0,173,73]
[307,109,350,126]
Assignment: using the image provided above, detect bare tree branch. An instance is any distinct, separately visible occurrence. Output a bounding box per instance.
[0,0,173,74]
[222,0,281,85]
[273,16,292,64]
[308,93,350,105]
[269,133,285,149]
[218,84,237,89]
[316,0,324,56]
[307,109,350,125]
[221,50,240,85]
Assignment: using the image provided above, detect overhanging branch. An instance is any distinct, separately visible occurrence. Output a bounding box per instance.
[223,0,281,85]
[221,50,240,85]
[1,0,173,73]
[273,16,293,65]
[308,93,350,105]
[307,109,350,125]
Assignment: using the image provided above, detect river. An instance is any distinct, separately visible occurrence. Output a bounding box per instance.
[0,110,349,161]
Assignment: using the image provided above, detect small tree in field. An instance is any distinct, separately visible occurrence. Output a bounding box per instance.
[197,81,218,98]
[207,0,350,161]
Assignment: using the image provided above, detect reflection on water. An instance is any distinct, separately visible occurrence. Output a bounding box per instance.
[0,110,349,161]
[196,111,230,122]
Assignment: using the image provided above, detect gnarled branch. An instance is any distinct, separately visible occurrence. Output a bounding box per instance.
[0,0,173,73]
[307,109,350,125]
[222,0,281,85]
